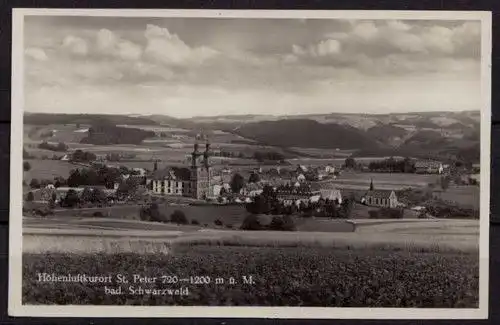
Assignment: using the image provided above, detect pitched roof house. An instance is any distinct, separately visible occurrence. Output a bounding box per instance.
[362,190,398,208]
[414,160,444,174]
[319,189,343,204]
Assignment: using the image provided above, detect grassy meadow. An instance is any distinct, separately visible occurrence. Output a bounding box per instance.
[24,159,76,183]
[433,186,480,209]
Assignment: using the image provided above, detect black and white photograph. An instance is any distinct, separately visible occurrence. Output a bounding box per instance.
[9,9,491,319]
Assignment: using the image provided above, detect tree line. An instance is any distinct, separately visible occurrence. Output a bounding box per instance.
[80,124,155,145]
[215,149,286,163]
[368,157,415,173]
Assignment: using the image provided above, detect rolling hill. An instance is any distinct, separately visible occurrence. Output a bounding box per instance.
[23,111,480,162]
[233,119,382,150]
[24,113,158,126]
[365,124,408,146]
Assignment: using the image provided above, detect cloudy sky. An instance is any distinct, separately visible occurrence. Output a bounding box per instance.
[23,15,482,118]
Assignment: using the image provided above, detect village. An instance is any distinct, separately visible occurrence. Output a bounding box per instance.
[23,138,481,229]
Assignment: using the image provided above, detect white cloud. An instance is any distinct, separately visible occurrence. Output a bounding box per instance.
[96,29,143,61]
[61,35,88,56]
[420,26,455,54]
[287,20,481,78]
[352,21,379,40]
[143,24,218,66]
[25,47,48,61]
[388,32,426,53]
[23,18,483,117]
[387,20,411,32]
[291,39,341,59]
[117,41,143,61]
[96,29,117,54]
[316,39,342,56]
[73,60,124,81]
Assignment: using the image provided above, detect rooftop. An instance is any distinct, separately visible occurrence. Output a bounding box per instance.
[414,160,442,168]
[364,190,395,199]
[150,167,191,181]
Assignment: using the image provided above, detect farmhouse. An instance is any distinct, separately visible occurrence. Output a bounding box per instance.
[296,165,308,173]
[212,184,231,197]
[362,190,398,208]
[132,168,147,176]
[275,184,320,206]
[211,174,231,195]
[241,182,265,197]
[325,165,335,174]
[414,160,444,174]
[319,189,343,204]
[296,173,306,183]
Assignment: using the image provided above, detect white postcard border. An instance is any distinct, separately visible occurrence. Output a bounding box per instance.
[8,8,492,319]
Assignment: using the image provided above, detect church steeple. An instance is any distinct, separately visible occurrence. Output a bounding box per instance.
[369,178,374,191]
[192,142,201,167]
[152,153,159,171]
[203,139,210,168]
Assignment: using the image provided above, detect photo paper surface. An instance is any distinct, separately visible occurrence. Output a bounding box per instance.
[9,9,491,319]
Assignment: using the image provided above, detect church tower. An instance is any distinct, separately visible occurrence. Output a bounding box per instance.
[190,140,212,199]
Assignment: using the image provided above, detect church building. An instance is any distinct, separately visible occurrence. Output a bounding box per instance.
[147,142,213,200]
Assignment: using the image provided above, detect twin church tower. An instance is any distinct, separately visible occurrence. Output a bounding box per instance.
[189,141,213,200]
[149,140,212,200]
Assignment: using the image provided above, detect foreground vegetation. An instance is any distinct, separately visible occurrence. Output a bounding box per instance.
[23,246,478,307]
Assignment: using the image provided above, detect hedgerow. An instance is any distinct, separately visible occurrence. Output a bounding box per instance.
[23,246,478,307]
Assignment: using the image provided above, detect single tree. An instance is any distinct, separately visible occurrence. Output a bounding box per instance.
[440,176,450,191]
[62,189,80,208]
[230,173,245,194]
[23,161,31,172]
[92,188,107,203]
[248,172,260,183]
[81,187,94,203]
[170,210,188,224]
[344,157,356,169]
[26,191,34,202]
[48,192,57,210]
[29,178,40,189]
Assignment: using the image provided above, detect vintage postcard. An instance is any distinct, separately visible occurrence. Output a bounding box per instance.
[9,9,491,319]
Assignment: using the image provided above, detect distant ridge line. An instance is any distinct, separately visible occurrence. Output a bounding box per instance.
[24,110,480,120]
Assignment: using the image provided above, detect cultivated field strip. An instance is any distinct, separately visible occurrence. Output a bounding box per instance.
[22,218,479,254]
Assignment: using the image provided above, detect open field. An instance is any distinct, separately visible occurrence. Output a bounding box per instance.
[22,217,479,254]
[43,203,249,225]
[288,156,408,166]
[24,159,76,183]
[289,147,356,158]
[347,204,420,219]
[24,124,90,143]
[24,203,360,232]
[320,171,439,190]
[433,186,480,209]
[116,124,191,133]
[338,171,439,184]
[23,246,478,307]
